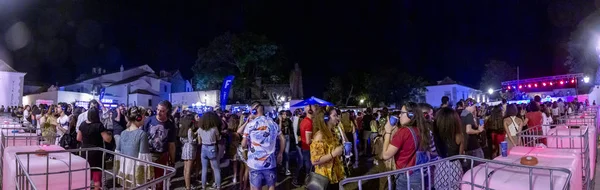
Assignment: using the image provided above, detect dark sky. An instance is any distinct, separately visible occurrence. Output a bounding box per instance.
[0,0,596,97]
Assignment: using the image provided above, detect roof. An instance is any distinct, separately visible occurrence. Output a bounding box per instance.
[130,89,158,96]
[0,60,20,73]
[109,72,157,86]
[74,64,152,83]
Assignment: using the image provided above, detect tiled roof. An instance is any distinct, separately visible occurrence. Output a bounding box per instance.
[109,72,157,86]
[130,89,158,96]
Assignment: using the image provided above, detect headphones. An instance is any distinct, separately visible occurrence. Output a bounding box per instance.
[324,115,329,122]
[128,106,144,122]
[251,102,262,115]
[406,111,414,119]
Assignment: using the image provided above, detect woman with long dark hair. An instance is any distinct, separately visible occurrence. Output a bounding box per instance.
[198,111,222,189]
[77,107,112,190]
[433,107,463,190]
[504,104,525,148]
[381,102,433,189]
[485,106,504,158]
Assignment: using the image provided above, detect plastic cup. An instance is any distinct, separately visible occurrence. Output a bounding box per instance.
[344,142,352,156]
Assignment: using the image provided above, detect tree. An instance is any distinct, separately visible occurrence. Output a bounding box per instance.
[323,76,344,105]
[192,32,288,102]
[564,11,600,84]
[480,60,517,90]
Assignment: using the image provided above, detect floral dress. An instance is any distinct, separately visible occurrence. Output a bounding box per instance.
[311,137,346,184]
[41,115,57,144]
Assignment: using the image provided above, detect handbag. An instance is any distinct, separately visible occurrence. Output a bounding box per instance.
[305,170,330,190]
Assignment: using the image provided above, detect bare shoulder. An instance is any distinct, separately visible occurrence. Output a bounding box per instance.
[313,131,323,140]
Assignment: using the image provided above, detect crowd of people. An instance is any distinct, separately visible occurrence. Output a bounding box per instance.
[5,94,591,190]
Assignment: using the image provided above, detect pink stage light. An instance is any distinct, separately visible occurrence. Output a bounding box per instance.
[542,83,546,86]
[519,85,522,89]
[550,82,553,85]
[528,84,531,88]
[534,84,538,87]
[560,81,564,85]
[507,86,511,89]
[571,79,575,83]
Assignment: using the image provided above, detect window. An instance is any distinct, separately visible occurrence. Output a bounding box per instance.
[163,85,167,92]
[148,99,152,107]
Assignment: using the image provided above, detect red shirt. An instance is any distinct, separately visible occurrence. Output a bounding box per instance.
[356,117,363,131]
[391,127,419,169]
[300,117,313,150]
[526,112,543,130]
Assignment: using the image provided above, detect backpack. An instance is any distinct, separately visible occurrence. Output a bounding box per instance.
[406,127,433,173]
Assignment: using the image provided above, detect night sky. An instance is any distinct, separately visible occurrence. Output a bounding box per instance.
[0,0,596,97]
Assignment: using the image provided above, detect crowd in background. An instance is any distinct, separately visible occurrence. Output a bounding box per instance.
[4,94,591,190]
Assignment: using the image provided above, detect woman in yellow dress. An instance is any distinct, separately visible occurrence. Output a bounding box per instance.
[311,106,346,190]
[40,105,58,145]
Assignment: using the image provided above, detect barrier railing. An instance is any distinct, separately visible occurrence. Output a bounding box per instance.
[13,147,176,190]
[339,155,572,190]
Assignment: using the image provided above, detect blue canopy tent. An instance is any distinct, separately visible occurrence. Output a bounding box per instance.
[291,96,334,107]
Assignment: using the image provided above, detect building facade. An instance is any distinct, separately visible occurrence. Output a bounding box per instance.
[23,64,195,108]
[425,77,487,107]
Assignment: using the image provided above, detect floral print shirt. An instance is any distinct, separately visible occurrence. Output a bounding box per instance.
[243,116,281,170]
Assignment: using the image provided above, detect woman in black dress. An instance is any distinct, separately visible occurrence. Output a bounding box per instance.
[77,107,113,190]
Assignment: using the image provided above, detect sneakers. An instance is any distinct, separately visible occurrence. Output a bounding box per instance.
[285,170,291,176]
[292,179,301,187]
[353,162,359,169]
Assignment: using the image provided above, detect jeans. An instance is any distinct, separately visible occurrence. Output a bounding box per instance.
[466,148,484,158]
[296,149,312,181]
[250,168,277,188]
[283,135,290,170]
[395,172,426,190]
[201,145,221,188]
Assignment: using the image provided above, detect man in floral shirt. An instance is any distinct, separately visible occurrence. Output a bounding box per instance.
[241,101,285,190]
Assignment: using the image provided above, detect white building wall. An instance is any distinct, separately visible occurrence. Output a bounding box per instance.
[426,84,485,107]
[22,91,93,106]
[171,90,220,107]
[0,72,26,107]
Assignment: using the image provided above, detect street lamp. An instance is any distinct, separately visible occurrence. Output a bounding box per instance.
[584,76,590,83]
[488,88,494,95]
[359,99,365,104]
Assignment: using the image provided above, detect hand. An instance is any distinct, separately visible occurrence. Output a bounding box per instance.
[277,153,283,164]
[332,146,343,157]
[384,120,394,134]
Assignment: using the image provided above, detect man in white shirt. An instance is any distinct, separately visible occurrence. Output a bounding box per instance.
[77,100,105,132]
[56,103,70,144]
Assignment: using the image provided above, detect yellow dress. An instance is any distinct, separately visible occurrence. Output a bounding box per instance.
[311,138,346,184]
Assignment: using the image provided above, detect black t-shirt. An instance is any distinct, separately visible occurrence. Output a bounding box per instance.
[460,110,480,151]
[362,114,373,132]
[79,122,107,168]
[143,116,177,153]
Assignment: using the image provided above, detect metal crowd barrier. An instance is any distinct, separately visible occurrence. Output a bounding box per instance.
[517,124,591,190]
[0,127,44,184]
[338,155,572,190]
[13,147,176,190]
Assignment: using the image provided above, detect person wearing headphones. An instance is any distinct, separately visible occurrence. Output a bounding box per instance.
[77,107,113,190]
[76,100,102,133]
[114,106,153,188]
[56,103,70,145]
[241,101,285,190]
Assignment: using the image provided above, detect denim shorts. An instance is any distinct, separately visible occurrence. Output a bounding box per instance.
[249,168,277,187]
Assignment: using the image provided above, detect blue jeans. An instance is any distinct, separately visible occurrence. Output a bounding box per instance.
[297,149,312,175]
[250,168,277,188]
[395,172,427,190]
[283,135,290,170]
[201,145,221,188]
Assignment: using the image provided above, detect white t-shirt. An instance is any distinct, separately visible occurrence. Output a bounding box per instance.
[56,115,70,136]
[76,111,88,133]
[23,110,30,121]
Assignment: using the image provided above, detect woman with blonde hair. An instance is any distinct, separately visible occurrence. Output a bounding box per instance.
[40,105,58,144]
[310,106,346,190]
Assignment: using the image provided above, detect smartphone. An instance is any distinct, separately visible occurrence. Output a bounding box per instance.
[479,118,485,126]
